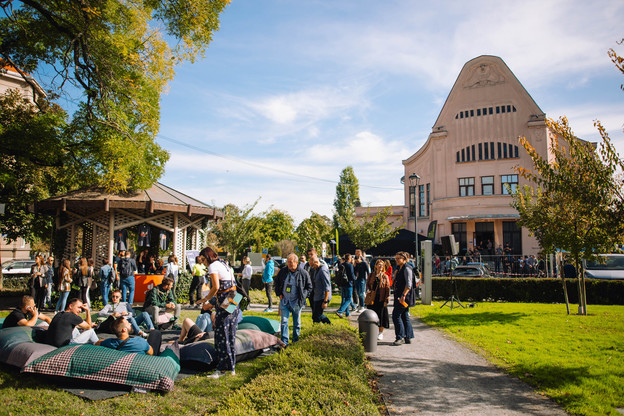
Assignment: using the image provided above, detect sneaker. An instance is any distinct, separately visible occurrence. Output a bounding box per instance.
[207,370,224,379]
[377,333,384,340]
[392,338,405,346]
[139,332,149,339]
[264,308,273,313]
[405,338,412,344]
[335,312,344,319]
[172,323,182,331]
[358,307,366,313]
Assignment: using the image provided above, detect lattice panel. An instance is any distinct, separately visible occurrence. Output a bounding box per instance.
[114,210,138,228]
[62,228,73,263]
[82,222,93,259]
[93,224,109,269]
[152,212,174,230]
[176,228,186,270]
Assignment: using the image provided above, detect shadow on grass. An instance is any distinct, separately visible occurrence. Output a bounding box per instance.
[419,311,528,328]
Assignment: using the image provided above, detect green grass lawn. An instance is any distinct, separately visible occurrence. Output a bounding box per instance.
[412,302,624,416]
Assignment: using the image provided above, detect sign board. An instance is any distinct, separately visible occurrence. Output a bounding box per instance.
[185,250,200,271]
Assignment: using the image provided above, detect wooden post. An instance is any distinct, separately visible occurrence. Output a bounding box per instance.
[108,210,115,264]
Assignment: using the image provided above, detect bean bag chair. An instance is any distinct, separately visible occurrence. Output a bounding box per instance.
[179,329,283,370]
[22,344,180,392]
[238,316,280,335]
[0,326,56,368]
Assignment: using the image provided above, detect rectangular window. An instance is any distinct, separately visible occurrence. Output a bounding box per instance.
[507,105,511,113]
[452,222,468,255]
[503,143,508,158]
[514,146,519,158]
[426,183,430,216]
[488,107,493,115]
[483,107,487,115]
[471,145,475,161]
[503,221,522,255]
[501,105,506,113]
[460,111,464,119]
[490,142,495,159]
[496,106,500,114]
[478,143,483,160]
[459,177,475,197]
[484,142,489,159]
[497,142,502,159]
[501,174,519,194]
[481,176,494,195]
[409,186,416,217]
[461,148,465,162]
[418,184,425,217]
[477,109,481,116]
[470,109,474,117]
[456,151,460,163]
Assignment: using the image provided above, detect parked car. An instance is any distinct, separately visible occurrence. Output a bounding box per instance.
[451,264,491,278]
[1,259,36,276]
[585,254,624,280]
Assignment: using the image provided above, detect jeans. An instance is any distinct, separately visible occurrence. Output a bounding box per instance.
[70,327,99,344]
[355,279,366,308]
[132,311,155,332]
[264,282,274,309]
[337,286,353,315]
[392,301,414,341]
[242,278,251,297]
[55,291,70,312]
[45,284,53,308]
[311,300,331,324]
[120,276,135,305]
[279,299,302,345]
[101,281,112,306]
[195,312,214,332]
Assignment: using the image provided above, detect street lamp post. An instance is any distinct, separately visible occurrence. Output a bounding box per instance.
[409,173,420,272]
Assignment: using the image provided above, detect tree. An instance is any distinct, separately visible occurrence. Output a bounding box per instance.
[512,117,624,315]
[213,202,260,264]
[295,212,333,253]
[255,208,295,252]
[347,207,401,252]
[333,166,360,234]
[0,0,229,240]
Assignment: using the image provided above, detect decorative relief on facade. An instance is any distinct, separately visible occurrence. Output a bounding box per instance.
[463,64,505,89]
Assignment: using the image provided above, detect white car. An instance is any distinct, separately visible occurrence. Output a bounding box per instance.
[1,259,36,276]
[585,254,624,280]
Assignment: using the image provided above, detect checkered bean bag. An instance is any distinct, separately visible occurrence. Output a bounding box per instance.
[22,344,180,392]
[179,328,283,370]
[0,326,56,368]
[238,316,280,335]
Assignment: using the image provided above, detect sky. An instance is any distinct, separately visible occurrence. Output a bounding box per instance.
[155,0,624,224]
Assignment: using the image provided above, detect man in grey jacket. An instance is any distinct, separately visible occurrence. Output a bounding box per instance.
[274,253,312,345]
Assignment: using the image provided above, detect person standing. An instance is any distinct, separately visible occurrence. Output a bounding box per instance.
[309,257,331,325]
[197,247,241,378]
[262,254,275,312]
[119,251,137,305]
[392,252,415,346]
[366,260,391,340]
[31,256,48,311]
[335,253,356,318]
[99,259,114,306]
[55,259,73,313]
[44,256,55,309]
[354,255,369,313]
[240,256,253,297]
[164,255,180,296]
[189,255,207,306]
[274,253,312,345]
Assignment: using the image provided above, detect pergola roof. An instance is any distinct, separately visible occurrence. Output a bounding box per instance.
[36,182,223,219]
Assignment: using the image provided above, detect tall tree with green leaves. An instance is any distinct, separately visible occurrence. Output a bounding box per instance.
[512,117,624,315]
[348,207,401,252]
[256,208,295,252]
[0,0,229,241]
[333,166,360,234]
[296,212,333,253]
[213,201,260,264]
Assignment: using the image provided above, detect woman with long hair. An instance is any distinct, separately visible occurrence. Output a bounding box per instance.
[77,257,92,308]
[197,247,240,378]
[384,259,393,286]
[165,255,179,296]
[55,259,73,312]
[366,259,391,340]
[32,256,47,310]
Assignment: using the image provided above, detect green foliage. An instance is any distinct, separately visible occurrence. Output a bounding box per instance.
[213,201,260,263]
[0,0,229,240]
[174,271,193,304]
[255,208,295,252]
[348,206,400,251]
[333,166,360,234]
[295,212,333,253]
[413,302,624,416]
[432,277,624,304]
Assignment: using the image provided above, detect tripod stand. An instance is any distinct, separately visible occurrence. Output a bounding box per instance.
[440,276,465,310]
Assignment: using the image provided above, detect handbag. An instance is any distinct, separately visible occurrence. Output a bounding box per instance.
[364,290,376,306]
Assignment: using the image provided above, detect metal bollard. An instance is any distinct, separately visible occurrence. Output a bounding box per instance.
[358,309,379,353]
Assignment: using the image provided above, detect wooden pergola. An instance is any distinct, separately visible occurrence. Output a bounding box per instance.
[36,182,223,271]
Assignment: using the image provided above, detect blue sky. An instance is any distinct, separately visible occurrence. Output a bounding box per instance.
[156,0,624,224]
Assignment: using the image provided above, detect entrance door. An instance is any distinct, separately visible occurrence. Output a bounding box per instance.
[474,222,494,255]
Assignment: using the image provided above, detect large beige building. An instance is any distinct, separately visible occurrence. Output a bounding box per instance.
[365,55,553,256]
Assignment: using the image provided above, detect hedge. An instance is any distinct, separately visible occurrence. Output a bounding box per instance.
[432,277,624,305]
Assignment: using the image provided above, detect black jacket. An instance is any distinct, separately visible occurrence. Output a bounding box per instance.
[274,263,313,308]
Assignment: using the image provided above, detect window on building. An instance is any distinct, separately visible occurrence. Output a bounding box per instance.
[477,108,481,116]
[501,174,518,194]
[418,184,425,217]
[497,142,502,158]
[426,183,430,216]
[478,143,483,160]
[461,148,465,162]
[490,142,495,159]
[496,106,500,114]
[507,105,511,113]
[514,145,519,158]
[503,143,508,158]
[409,186,416,217]
[488,107,493,115]
[484,142,489,160]
[470,109,474,117]
[456,151,460,163]
[459,177,475,196]
[471,144,475,161]
[481,176,494,195]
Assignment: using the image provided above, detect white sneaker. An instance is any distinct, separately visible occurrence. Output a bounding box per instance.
[377,333,384,340]
[207,370,224,379]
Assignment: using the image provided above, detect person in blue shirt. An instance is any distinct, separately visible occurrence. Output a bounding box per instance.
[335,253,356,318]
[99,259,114,306]
[274,253,312,345]
[262,254,275,312]
[96,316,161,355]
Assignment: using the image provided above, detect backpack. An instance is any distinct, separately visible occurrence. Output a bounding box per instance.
[334,263,348,287]
[119,258,133,278]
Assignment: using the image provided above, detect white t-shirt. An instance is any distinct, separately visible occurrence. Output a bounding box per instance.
[208,260,234,282]
[242,264,253,280]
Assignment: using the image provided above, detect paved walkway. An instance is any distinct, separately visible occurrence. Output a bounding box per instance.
[348,304,566,416]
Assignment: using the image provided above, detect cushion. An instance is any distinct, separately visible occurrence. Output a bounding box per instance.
[0,326,34,353]
[238,316,280,335]
[178,329,283,370]
[22,344,180,392]
[6,342,57,368]
[237,322,261,331]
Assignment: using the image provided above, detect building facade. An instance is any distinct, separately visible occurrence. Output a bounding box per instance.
[398,55,552,256]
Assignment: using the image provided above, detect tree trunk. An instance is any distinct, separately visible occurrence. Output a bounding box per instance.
[556,252,570,315]
[580,264,588,315]
[574,256,587,315]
